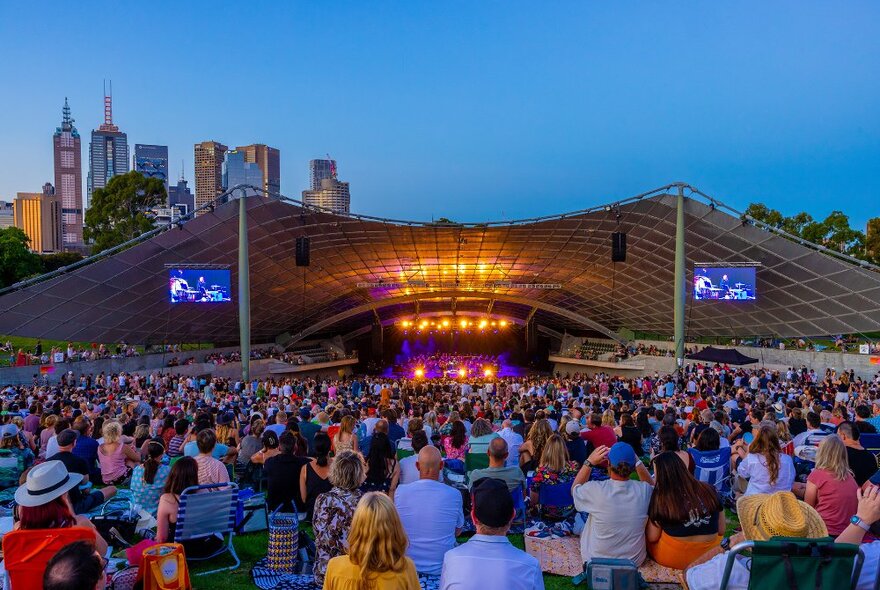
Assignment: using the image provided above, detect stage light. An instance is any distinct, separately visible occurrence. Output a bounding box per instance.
[459,367,467,376]
[401,320,410,328]
[442,319,450,327]
[459,319,468,329]
[419,320,428,329]
[484,368,493,377]
[499,319,508,327]
[479,319,488,329]
[414,368,424,378]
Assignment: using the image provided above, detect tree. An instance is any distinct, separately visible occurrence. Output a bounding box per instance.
[0,227,43,289]
[40,251,84,273]
[83,171,166,253]
[865,217,880,263]
[745,203,784,228]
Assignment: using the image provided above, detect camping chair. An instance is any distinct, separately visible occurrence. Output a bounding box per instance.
[537,482,574,521]
[397,448,415,461]
[688,447,732,500]
[511,485,527,524]
[719,539,877,590]
[2,527,96,589]
[174,482,241,575]
[465,452,490,473]
[860,433,880,468]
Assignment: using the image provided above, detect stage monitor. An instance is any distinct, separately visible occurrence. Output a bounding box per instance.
[693,266,756,301]
[169,268,232,303]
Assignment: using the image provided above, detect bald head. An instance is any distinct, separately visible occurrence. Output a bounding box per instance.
[416,444,442,479]
[487,437,509,467]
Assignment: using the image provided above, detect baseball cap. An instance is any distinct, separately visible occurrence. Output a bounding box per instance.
[608,442,637,468]
[56,428,79,447]
[565,421,581,435]
[471,478,514,528]
[1,424,19,439]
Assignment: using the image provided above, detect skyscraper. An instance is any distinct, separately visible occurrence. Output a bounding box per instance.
[194,140,227,212]
[302,177,351,213]
[13,184,62,253]
[133,144,169,195]
[87,86,129,206]
[0,201,13,229]
[309,158,336,191]
[168,178,194,214]
[53,98,84,249]
[236,144,280,195]
[223,150,264,196]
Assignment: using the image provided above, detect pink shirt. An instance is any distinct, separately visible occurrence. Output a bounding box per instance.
[196,454,230,486]
[807,468,858,535]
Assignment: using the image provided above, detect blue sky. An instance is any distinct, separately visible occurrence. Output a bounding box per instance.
[0,1,877,227]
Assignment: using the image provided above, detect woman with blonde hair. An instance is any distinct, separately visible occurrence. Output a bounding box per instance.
[732,422,795,497]
[333,415,358,454]
[601,409,616,428]
[519,418,552,472]
[38,414,58,460]
[323,491,419,590]
[775,420,792,444]
[804,435,858,535]
[98,421,140,485]
[530,434,578,520]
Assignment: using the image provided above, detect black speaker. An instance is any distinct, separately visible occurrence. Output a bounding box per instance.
[611,232,627,262]
[295,236,310,267]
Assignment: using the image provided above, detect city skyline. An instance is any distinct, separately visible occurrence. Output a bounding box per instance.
[1,2,878,228]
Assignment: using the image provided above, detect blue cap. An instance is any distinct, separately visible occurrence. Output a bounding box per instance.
[608,442,637,468]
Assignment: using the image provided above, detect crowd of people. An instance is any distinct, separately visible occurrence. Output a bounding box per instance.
[3,341,141,367]
[402,353,501,377]
[0,361,879,588]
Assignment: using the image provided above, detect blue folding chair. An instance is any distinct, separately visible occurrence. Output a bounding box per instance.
[860,433,880,469]
[689,447,732,500]
[537,482,574,520]
[175,482,241,575]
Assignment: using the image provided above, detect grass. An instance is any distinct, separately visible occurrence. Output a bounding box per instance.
[186,511,742,589]
[0,335,210,366]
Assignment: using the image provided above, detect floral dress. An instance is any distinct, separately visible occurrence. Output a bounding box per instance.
[442,437,468,460]
[532,461,579,520]
[312,487,363,587]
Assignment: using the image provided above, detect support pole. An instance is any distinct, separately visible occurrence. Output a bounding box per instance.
[673,184,687,376]
[238,189,251,386]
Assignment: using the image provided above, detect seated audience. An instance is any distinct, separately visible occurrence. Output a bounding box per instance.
[804,435,858,535]
[467,418,499,454]
[440,477,544,590]
[395,445,464,576]
[194,429,230,486]
[52,428,116,514]
[732,422,795,496]
[837,421,878,487]
[265,431,310,512]
[469,437,526,492]
[313,450,365,587]
[131,440,171,516]
[98,420,140,485]
[0,424,34,489]
[399,430,433,485]
[43,540,105,590]
[299,431,333,520]
[442,420,470,461]
[361,431,399,496]
[564,420,587,465]
[530,434,578,520]
[323,492,419,590]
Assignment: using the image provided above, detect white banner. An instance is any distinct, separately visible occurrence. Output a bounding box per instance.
[859,344,870,355]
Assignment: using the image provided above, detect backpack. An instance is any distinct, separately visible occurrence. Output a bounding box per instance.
[572,558,645,590]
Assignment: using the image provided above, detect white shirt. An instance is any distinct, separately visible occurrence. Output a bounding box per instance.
[498,428,523,468]
[45,435,59,459]
[572,478,653,565]
[736,452,796,496]
[687,541,880,590]
[440,535,544,590]
[398,455,440,485]
[395,479,464,575]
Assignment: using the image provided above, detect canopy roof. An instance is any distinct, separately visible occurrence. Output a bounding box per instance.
[686,346,759,365]
[1,184,879,346]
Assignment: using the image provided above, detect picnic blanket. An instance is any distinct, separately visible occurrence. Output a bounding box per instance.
[251,558,439,590]
[0,486,134,519]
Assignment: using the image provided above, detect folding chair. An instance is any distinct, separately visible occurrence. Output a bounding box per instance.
[860,433,880,469]
[688,447,732,500]
[511,485,527,524]
[2,527,96,589]
[465,452,490,473]
[719,538,878,590]
[174,482,241,575]
[537,481,574,520]
[397,448,415,461]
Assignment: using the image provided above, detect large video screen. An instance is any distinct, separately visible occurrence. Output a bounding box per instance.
[169,269,232,303]
[693,267,756,301]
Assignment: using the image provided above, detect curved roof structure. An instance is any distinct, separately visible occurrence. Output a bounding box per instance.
[1,183,879,345]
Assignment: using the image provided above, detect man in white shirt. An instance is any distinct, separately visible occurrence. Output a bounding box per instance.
[440,477,543,590]
[396,445,463,576]
[497,420,523,467]
[572,443,654,565]
[398,431,437,485]
[792,411,832,448]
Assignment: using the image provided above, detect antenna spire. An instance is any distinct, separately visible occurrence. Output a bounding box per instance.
[99,79,118,132]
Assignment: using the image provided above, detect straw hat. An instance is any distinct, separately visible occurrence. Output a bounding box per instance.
[737,491,827,541]
[15,460,83,508]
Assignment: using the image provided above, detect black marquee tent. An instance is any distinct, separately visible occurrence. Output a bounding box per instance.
[686,346,759,365]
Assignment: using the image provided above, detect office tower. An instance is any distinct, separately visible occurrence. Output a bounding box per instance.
[13,184,62,253]
[223,150,264,197]
[133,144,169,194]
[53,98,84,249]
[194,140,227,211]
[302,177,351,213]
[0,201,13,229]
[309,158,336,191]
[236,144,280,195]
[87,86,129,206]
[168,178,194,214]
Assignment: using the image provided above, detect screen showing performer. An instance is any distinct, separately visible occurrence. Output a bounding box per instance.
[169,269,232,303]
[693,267,756,301]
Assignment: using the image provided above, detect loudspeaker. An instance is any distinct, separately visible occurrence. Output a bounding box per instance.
[611,232,627,262]
[295,236,310,267]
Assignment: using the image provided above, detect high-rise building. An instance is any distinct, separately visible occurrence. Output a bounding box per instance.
[87,87,129,206]
[236,144,280,195]
[13,184,62,253]
[133,144,169,194]
[223,150,264,197]
[309,158,336,191]
[0,201,13,229]
[194,140,228,212]
[168,178,194,214]
[302,177,351,213]
[53,98,84,249]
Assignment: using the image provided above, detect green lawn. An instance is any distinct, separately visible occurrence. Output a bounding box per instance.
[0,336,210,366]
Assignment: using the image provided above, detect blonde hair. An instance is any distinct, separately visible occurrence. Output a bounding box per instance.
[602,409,616,427]
[102,420,122,443]
[329,450,366,490]
[775,420,792,443]
[539,434,570,472]
[347,492,409,589]
[527,419,553,462]
[557,416,571,435]
[340,415,356,435]
[815,435,850,481]
[44,415,59,429]
[133,424,150,441]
